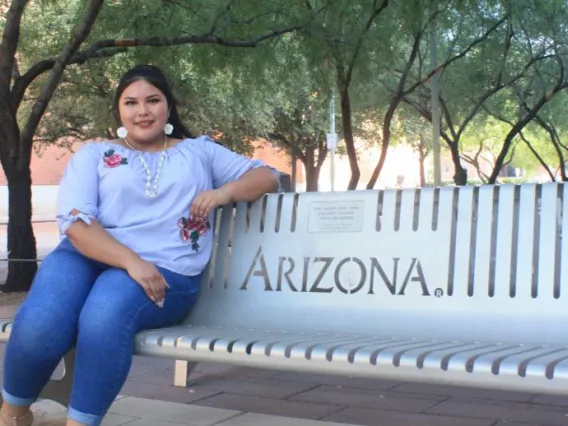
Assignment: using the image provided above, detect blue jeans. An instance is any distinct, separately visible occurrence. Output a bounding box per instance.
[2,238,199,426]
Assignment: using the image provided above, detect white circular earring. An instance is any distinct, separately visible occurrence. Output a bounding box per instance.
[164,123,173,135]
[117,126,128,138]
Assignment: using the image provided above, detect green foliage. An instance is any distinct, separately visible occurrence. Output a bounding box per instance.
[9,0,568,181]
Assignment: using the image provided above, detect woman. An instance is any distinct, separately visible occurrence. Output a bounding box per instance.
[0,64,279,426]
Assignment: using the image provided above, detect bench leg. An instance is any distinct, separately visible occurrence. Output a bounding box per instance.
[38,349,75,407]
[173,360,198,387]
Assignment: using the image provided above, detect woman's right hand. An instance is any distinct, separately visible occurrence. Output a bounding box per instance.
[125,257,168,307]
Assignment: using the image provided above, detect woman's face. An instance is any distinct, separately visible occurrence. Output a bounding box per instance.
[118,79,169,145]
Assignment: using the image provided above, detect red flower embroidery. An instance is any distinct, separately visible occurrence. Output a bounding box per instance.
[103,150,128,168]
[178,215,211,252]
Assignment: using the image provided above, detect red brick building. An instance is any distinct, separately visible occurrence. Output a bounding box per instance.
[0,140,301,186]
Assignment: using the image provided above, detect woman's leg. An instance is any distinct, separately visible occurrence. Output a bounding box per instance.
[67,267,199,426]
[1,239,102,418]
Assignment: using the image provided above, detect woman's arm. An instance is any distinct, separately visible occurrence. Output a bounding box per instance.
[190,138,281,218]
[220,167,280,203]
[65,212,139,269]
[65,213,168,305]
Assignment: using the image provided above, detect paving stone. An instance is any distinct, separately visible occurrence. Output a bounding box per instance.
[185,376,317,399]
[426,400,568,426]
[132,355,175,369]
[530,394,568,407]
[323,407,496,426]
[128,355,174,377]
[113,419,203,426]
[127,369,205,387]
[25,400,139,426]
[290,385,445,412]
[492,422,545,426]
[215,412,361,426]
[272,371,400,392]
[120,380,222,404]
[102,413,142,426]
[390,382,535,403]
[109,396,239,426]
[195,393,345,420]
[26,400,67,426]
[192,363,243,375]
[202,366,282,380]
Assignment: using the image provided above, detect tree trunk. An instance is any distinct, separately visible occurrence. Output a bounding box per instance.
[337,78,360,190]
[418,134,427,187]
[290,142,298,192]
[305,167,320,192]
[366,98,400,189]
[419,155,426,187]
[303,147,321,192]
[449,142,468,186]
[2,165,37,292]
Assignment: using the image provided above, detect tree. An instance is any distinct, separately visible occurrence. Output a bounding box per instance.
[267,93,332,192]
[396,0,568,184]
[0,0,326,292]
[366,0,508,188]
[302,0,391,189]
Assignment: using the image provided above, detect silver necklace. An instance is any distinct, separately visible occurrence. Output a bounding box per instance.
[123,137,168,198]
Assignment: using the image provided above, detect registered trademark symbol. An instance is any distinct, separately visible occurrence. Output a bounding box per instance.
[434,288,444,298]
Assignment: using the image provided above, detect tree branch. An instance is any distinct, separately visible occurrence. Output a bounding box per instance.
[0,0,30,161]
[404,15,508,96]
[209,0,237,34]
[488,78,568,182]
[344,0,389,84]
[439,95,457,140]
[399,94,455,148]
[529,113,567,180]
[267,132,306,162]
[11,47,126,112]
[519,131,556,181]
[11,4,328,112]
[18,0,105,171]
[0,0,29,91]
[495,20,514,85]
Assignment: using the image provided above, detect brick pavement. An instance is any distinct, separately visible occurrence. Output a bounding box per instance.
[119,356,568,426]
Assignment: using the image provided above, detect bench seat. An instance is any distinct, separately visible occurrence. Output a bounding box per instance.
[4,319,568,395]
[132,324,568,395]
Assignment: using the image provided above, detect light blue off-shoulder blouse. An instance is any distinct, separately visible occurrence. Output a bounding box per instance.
[56,135,279,276]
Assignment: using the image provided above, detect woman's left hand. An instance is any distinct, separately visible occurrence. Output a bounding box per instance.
[190,187,232,219]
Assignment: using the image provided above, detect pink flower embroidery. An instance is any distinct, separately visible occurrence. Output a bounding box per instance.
[178,215,211,252]
[103,150,128,168]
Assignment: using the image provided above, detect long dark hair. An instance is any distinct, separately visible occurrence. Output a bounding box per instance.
[113,64,194,140]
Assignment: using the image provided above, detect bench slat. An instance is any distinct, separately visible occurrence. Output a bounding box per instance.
[493,185,516,298]
[538,183,561,299]
[474,185,495,296]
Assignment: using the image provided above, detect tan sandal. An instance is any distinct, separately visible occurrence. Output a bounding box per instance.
[0,410,34,426]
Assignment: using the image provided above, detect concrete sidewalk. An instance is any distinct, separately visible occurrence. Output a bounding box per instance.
[30,396,360,426]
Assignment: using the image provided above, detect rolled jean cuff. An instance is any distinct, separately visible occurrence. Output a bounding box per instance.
[68,406,102,426]
[1,388,36,406]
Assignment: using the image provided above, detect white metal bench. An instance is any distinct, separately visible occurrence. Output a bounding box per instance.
[1,183,567,406]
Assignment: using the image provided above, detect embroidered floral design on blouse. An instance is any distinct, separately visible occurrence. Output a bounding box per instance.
[178,215,211,252]
[103,149,128,168]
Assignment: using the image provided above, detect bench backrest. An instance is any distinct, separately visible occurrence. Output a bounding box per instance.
[186,183,567,346]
